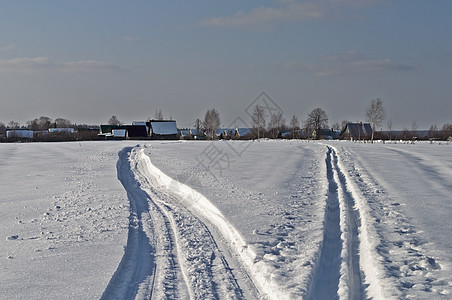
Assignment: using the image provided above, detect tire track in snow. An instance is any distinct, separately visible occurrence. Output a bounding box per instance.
[340,145,451,298]
[135,151,245,299]
[101,147,157,300]
[309,146,365,300]
[309,147,342,299]
[135,146,298,299]
[105,146,247,299]
[102,147,191,299]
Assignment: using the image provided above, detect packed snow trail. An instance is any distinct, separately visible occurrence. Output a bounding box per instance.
[334,142,452,298]
[132,146,298,299]
[308,148,341,299]
[309,147,367,299]
[104,146,250,299]
[101,148,157,300]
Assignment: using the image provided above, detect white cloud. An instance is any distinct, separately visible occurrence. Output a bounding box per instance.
[285,50,416,76]
[200,2,332,28]
[0,57,126,74]
[199,0,385,29]
[0,57,52,74]
[59,60,126,73]
[0,43,16,51]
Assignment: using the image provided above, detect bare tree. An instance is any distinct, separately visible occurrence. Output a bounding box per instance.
[251,104,266,139]
[0,122,5,135]
[365,98,386,142]
[194,118,201,139]
[27,116,52,130]
[154,109,164,120]
[341,120,351,130]
[332,122,340,131]
[108,115,122,126]
[8,120,20,128]
[387,119,393,140]
[411,120,418,139]
[289,115,300,139]
[442,123,452,140]
[55,118,72,128]
[203,109,221,139]
[428,124,438,139]
[402,127,410,140]
[268,111,285,139]
[306,108,328,140]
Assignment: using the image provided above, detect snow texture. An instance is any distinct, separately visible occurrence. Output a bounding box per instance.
[150,121,178,135]
[1,140,451,299]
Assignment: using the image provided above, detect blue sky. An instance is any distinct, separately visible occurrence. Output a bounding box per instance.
[1,0,451,129]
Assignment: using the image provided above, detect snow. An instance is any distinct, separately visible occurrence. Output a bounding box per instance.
[1,140,451,299]
[48,128,75,133]
[112,129,127,137]
[150,121,178,135]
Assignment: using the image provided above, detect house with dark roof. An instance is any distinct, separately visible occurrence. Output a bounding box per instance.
[126,125,148,138]
[340,123,372,140]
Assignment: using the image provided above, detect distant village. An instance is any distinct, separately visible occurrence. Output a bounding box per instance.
[1,111,451,143]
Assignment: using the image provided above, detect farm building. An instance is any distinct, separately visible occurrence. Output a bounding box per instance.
[99,125,128,138]
[148,120,179,140]
[6,130,34,139]
[48,128,75,133]
[125,125,148,138]
[340,123,372,140]
[99,125,147,139]
[180,129,206,140]
[97,120,178,140]
[314,129,340,139]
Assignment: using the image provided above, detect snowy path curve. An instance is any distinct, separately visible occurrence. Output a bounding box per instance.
[103,146,256,299]
[132,146,301,299]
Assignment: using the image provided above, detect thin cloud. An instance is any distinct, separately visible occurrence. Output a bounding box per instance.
[59,60,127,73]
[0,57,126,74]
[286,50,416,76]
[120,36,141,43]
[0,43,16,51]
[199,2,332,28]
[199,0,385,29]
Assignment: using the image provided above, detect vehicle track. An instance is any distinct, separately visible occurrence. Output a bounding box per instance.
[309,146,365,300]
[103,146,248,299]
[101,147,157,300]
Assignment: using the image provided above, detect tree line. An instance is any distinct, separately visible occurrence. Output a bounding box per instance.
[2,100,452,142]
[0,116,99,142]
[197,99,451,141]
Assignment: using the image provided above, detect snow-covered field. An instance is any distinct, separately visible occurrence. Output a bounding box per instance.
[1,140,451,299]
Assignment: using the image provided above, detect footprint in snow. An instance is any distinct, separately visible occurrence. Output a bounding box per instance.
[6,235,19,241]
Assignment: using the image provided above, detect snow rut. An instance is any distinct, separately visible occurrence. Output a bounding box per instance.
[103,146,245,299]
[101,147,157,300]
[309,146,379,299]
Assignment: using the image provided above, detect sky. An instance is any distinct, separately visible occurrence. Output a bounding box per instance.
[1,0,451,130]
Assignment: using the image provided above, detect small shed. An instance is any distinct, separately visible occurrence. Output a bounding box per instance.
[340,123,372,140]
